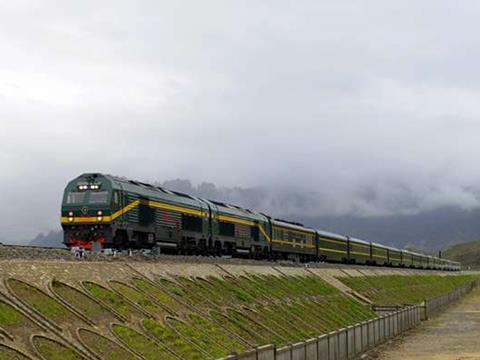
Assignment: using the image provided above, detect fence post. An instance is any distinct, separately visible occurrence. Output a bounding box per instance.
[317,334,328,360]
[361,321,367,351]
[346,325,355,359]
[354,323,363,356]
[305,338,317,360]
[257,344,275,360]
[328,331,338,360]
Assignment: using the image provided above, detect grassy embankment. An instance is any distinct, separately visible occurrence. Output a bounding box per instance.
[443,240,480,269]
[338,274,478,305]
[1,273,375,359]
[5,272,474,359]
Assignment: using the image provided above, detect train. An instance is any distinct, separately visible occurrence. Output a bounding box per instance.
[61,173,461,270]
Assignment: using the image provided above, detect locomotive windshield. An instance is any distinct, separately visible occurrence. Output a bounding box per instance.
[88,191,109,204]
[66,192,86,204]
[65,190,109,205]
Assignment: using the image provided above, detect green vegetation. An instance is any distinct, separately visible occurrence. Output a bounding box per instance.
[7,279,76,324]
[112,324,175,360]
[444,240,480,269]
[52,280,116,323]
[0,345,29,360]
[132,277,185,315]
[109,281,168,318]
[154,273,376,349]
[0,301,24,328]
[144,318,207,359]
[78,329,135,360]
[210,308,265,345]
[6,270,473,359]
[83,282,142,319]
[168,317,231,357]
[32,336,84,360]
[188,313,247,354]
[338,274,478,305]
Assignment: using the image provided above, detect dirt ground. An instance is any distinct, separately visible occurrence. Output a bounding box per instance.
[364,288,480,360]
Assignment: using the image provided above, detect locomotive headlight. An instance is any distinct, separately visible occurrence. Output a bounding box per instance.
[68,211,74,217]
[97,210,103,216]
[68,217,74,222]
[97,216,103,222]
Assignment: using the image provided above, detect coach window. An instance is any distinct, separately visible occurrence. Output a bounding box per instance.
[113,191,119,205]
[250,226,259,241]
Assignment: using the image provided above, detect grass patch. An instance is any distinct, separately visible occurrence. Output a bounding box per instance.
[0,300,25,328]
[8,279,76,324]
[83,282,142,319]
[167,317,232,357]
[170,277,218,309]
[33,336,84,360]
[112,324,175,360]
[0,345,29,360]
[78,329,135,360]
[188,313,247,354]
[338,275,478,305]
[109,281,168,319]
[144,318,207,359]
[236,308,285,345]
[209,309,262,346]
[52,280,115,323]
[132,278,185,315]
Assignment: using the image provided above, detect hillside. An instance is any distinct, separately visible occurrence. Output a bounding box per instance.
[29,230,64,248]
[443,240,480,269]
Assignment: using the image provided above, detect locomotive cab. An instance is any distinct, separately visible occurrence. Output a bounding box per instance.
[61,174,115,249]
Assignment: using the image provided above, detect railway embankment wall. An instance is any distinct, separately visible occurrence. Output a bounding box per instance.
[0,258,475,360]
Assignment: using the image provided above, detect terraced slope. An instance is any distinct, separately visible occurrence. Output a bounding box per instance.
[0,260,473,360]
[338,274,477,306]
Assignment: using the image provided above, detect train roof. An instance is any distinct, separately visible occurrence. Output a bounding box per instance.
[377,243,400,251]
[272,219,316,233]
[73,173,269,222]
[349,237,370,245]
[317,230,349,241]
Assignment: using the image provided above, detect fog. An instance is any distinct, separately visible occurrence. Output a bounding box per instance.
[2,1,480,242]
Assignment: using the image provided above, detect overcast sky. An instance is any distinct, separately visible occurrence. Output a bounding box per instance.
[2,1,480,241]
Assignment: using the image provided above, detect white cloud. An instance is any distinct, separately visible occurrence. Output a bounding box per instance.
[1,1,480,240]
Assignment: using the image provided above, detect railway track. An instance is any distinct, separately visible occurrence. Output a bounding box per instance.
[0,244,457,273]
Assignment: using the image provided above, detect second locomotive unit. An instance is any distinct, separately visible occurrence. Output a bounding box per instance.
[61,173,460,270]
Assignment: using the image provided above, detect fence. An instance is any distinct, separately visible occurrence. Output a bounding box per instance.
[424,280,479,318]
[220,281,478,360]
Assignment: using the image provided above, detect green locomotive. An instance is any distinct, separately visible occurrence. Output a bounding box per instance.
[61,173,461,270]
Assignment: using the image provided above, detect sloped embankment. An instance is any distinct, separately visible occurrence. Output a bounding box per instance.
[337,273,477,306]
[0,260,474,360]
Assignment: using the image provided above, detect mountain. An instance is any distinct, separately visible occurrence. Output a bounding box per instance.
[29,230,64,248]
[158,179,480,251]
[443,240,480,269]
[297,207,480,251]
